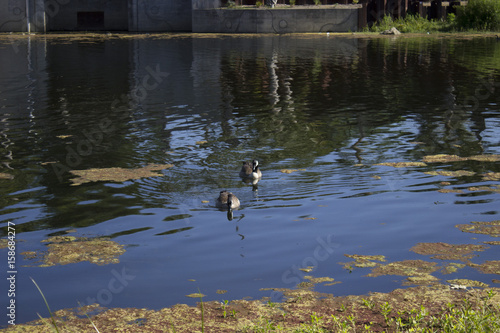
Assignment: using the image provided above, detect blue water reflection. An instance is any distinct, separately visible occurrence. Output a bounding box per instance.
[0,34,499,325]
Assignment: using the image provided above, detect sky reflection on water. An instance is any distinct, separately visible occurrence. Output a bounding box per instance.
[0,33,499,325]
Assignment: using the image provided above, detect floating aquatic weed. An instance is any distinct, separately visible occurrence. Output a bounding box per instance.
[437,188,465,193]
[468,155,500,162]
[410,242,487,261]
[341,254,386,269]
[0,239,10,249]
[186,293,206,298]
[470,260,500,275]
[441,263,466,274]
[304,275,338,286]
[446,279,488,288]
[69,163,174,186]
[280,169,306,174]
[482,172,500,181]
[422,154,467,163]
[455,220,500,238]
[299,266,314,273]
[468,185,500,193]
[22,236,125,267]
[367,260,440,287]
[422,154,500,163]
[404,274,440,286]
[375,162,427,168]
[425,170,476,177]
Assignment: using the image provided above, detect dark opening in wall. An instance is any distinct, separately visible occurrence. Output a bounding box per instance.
[77,11,105,30]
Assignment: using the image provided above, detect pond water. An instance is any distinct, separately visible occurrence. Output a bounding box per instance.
[1,33,499,326]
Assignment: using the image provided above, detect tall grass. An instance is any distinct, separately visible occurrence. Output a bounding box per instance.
[367,14,451,33]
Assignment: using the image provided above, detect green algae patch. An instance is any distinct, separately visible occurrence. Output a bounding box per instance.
[0,239,10,249]
[425,170,475,177]
[410,242,487,261]
[186,293,206,298]
[447,279,489,288]
[455,220,500,237]
[280,168,306,174]
[441,262,466,274]
[375,162,427,168]
[422,154,500,163]
[304,275,338,286]
[438,188,465,193]
[471,260,500,275]
[367,260,440,286]
[69,163,174,186]
[9,284,500,333]
[22,236,125,267]
[468,185,500,193]
[422,154,467,163]
[341,254,386,269]
[483,172,500,181]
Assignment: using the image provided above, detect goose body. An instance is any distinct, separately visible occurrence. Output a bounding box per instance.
[216,190,240,210]
[239,160,262,179]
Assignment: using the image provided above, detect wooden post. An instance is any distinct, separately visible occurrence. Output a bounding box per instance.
[358,0,368,30]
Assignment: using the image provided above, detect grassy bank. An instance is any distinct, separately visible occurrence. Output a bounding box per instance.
[3,284,500,332]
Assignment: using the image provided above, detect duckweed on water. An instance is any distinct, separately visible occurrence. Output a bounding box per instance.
[366,259,440,282]
[69,163,174,186]
[280,169,306,174]
[341,254,386,269]
[410,242,487,261]
[455,220,500,237]
[447,278,489,288]
[375,162,427,168]
[471,260,500,275]
[422,154,500,163]
[425,170,476,177]
[21,236,125,267]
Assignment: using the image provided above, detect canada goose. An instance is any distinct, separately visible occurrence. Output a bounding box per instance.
[216,190,240,210]
[239,160,262,179]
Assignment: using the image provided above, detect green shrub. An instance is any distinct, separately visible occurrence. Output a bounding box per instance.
[455,0,500,31]
[368,14,449,33]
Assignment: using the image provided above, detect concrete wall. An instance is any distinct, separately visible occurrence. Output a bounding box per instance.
[192,7,360,33]
[46,0,128,31]
[0,0,45,32]
[128,0,192,32]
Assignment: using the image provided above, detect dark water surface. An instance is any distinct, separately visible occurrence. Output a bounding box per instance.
[1,33,499,325]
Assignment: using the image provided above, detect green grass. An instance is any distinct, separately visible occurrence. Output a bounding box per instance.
[366,14,453,33]
[368,0,500,33]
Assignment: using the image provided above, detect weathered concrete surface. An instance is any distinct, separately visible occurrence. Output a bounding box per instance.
[129,0,192,32]
[192,7,361,33]
[0,0,45,32]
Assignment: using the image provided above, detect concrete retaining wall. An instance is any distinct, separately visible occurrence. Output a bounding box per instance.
[192,7,360,33]
[128,0,192,32]
[0,0,359,32]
